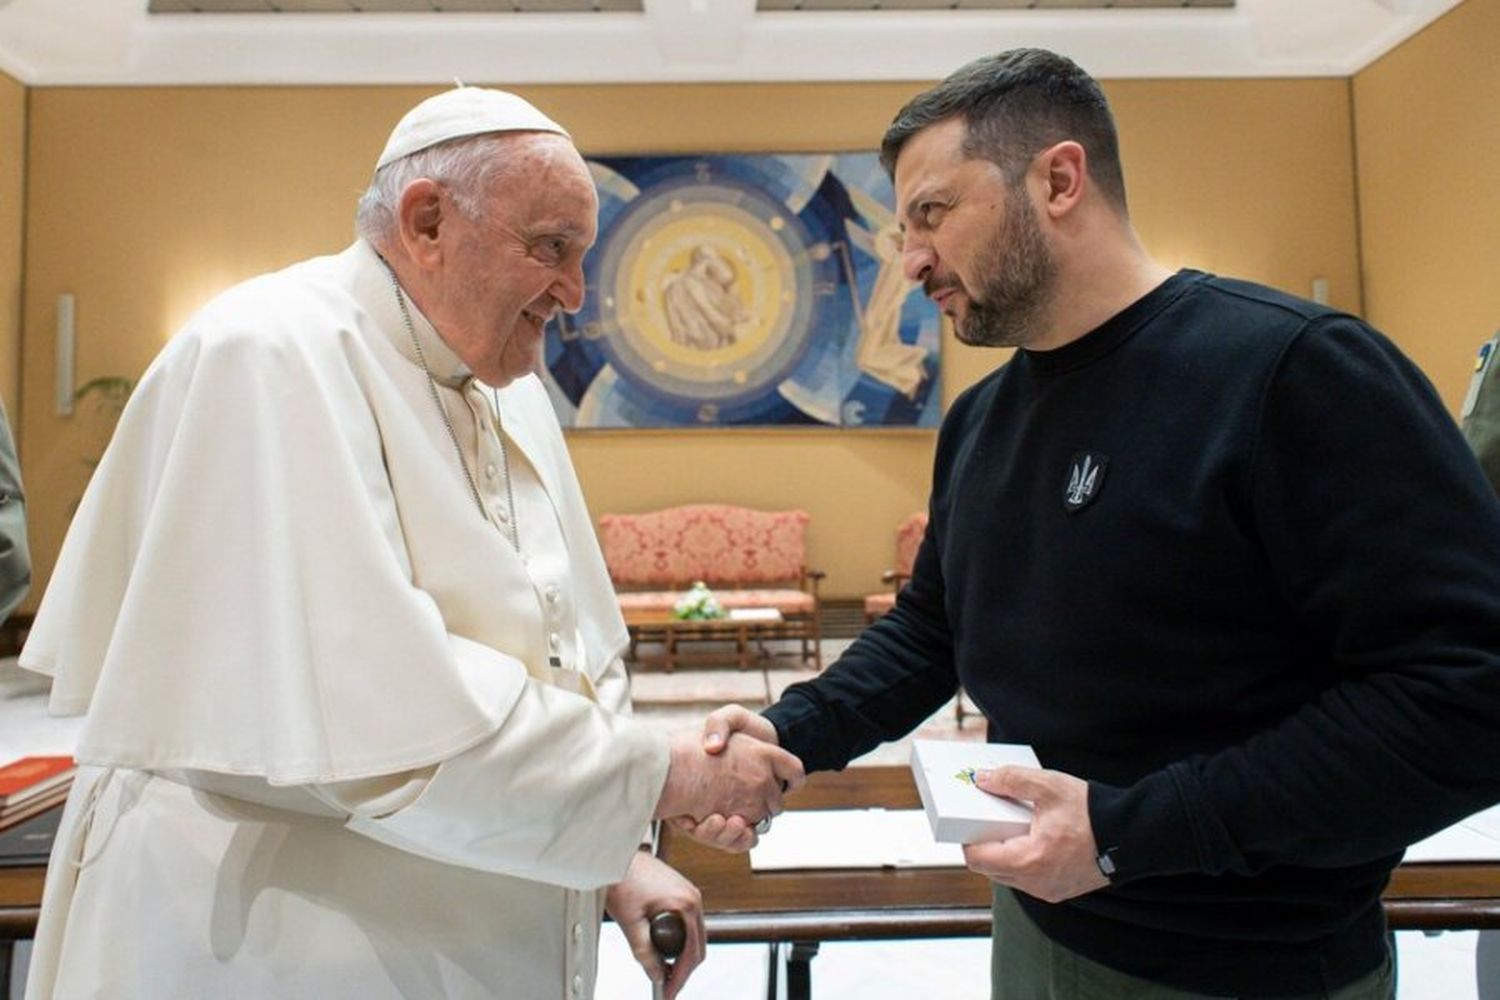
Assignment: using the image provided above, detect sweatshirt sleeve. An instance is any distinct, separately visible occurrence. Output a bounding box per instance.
[765,496,960,773]
[1089,316,1500,883]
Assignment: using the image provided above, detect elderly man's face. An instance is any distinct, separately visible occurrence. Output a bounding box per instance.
[440,134,599,387]
[894,117,1056,348]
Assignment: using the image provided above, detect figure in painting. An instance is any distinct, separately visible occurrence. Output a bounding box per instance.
[662,245,748,351]
[854,222,928,398]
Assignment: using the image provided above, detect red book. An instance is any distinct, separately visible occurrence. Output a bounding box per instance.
[0,756,76,808]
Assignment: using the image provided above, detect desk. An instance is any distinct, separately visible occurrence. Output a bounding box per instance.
[1,864,45,995]
[657,766,1500,999]
[6,773,1499,997]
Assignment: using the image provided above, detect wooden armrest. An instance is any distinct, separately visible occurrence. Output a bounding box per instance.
[881,570,910,593]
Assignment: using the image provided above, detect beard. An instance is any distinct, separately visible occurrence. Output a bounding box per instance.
[954,190,1056,349]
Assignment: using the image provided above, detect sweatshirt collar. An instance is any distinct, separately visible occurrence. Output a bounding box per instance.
[1022,269,1205,377]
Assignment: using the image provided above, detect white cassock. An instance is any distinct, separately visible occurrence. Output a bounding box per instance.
[19,239,668,999]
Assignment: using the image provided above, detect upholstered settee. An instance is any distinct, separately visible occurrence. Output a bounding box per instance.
[597,504,825,669]
[864,512,929,622]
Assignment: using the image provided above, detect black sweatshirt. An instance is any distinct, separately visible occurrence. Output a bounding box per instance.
[764,271,1500,995]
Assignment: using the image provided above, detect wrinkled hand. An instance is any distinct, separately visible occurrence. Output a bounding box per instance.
[961,766,1109,904]
[604,852,706,1000]
[667,811,760,853]
[655,722,805,824]
[668,705,793,853]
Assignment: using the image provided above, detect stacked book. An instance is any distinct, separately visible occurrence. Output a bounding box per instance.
[0,755,75,831]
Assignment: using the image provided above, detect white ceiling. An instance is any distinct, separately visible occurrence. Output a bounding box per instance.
[0,0,1463,86]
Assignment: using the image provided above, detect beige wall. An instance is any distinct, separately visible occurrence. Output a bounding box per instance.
[0,71,22,427]
[1355,0,1500,413]
[19,79,1361,603]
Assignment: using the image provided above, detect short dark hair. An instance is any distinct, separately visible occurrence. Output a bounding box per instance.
[880,48,1128,212]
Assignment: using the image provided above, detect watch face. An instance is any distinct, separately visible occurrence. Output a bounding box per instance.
[544,153,942,429]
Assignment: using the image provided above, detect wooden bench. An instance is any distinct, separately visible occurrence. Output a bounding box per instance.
[598,504,824,670]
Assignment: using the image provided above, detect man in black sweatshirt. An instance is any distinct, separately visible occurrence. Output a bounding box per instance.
[677,48,1500,998]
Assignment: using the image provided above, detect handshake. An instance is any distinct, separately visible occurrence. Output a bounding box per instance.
[653,705,804,853]
[608,705,799,999]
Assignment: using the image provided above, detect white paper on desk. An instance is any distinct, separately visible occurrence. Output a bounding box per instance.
[727,608,782,622]
[1404,803,1500,863]
[749,809,965,871]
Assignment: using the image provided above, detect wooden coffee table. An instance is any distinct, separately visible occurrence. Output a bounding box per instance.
[623,609,789,672]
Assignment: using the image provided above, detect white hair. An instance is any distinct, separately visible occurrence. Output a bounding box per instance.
[354,132,517,245]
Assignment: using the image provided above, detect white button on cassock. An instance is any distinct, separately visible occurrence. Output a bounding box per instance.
[572,973,583,996]
[548,632,561,653]
[545,584,560,605]
[485,463,498,480]
[572,921,583,945]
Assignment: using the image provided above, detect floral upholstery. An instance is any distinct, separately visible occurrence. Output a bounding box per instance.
[602,504,825,669]
[862,591,898,618]
[893,512,928,575]
[598,505,811,588]
[863,512,929,620]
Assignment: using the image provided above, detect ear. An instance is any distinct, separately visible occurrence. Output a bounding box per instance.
[1034,140,1087,220]
[395,178,447,271]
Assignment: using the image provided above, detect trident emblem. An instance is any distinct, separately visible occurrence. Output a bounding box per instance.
[1064,452,1109,512]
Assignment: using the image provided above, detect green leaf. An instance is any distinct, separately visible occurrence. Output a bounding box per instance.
[73,375,135,405]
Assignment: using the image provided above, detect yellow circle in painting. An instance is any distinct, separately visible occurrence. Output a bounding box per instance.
[614,200,796,385]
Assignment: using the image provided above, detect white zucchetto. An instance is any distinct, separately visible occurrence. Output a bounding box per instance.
[376,87,570,170]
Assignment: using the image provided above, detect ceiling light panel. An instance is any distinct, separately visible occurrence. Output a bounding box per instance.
[149,0,643,10]
[757,1,1233,8]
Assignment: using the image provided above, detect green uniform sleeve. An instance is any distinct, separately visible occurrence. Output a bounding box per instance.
[0,398,29,624]
[1461,335,1500,492]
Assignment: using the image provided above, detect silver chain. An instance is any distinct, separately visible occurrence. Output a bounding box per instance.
[382,262,520,552]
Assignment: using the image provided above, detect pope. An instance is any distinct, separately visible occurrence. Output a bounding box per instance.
[19,88,803,1000]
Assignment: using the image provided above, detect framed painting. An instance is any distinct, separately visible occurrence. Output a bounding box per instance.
[541,153,942,429]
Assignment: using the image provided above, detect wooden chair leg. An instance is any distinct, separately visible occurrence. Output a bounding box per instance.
[809,607,823,671]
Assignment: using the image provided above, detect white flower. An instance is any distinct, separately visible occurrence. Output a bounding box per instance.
[673,580,725,620]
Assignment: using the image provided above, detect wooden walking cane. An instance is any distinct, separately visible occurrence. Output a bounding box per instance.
[649,910,687,1000]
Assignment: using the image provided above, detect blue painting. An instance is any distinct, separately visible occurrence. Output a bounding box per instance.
[540,153,942,429]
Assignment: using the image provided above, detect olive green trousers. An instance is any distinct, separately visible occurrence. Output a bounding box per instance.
[990,886,1395,1000]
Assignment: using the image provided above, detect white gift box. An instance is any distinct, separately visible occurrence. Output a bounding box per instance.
[909,739,1040,845]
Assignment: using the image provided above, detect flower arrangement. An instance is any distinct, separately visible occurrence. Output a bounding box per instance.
[673,580,726,621]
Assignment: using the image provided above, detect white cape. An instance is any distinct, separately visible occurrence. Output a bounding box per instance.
[21,241,629,785]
